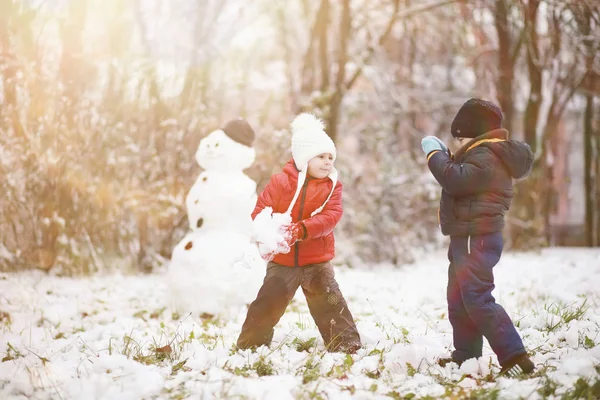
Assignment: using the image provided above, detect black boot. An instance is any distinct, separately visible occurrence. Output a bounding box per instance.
[437,357,463,368]
[499,354,535,377]
[334,341,362,355]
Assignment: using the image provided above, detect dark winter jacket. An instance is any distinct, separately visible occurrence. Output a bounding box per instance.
[252,160,342,267]
[427,129,534,237]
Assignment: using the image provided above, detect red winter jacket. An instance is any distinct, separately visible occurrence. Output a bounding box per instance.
[252,160,343,267]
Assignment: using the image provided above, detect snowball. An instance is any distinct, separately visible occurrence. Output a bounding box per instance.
[252,208,293,260]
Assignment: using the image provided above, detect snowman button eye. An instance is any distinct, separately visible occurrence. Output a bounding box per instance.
[202,176,208,182]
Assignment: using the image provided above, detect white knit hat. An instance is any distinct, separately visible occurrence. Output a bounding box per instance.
[286,113,338,217]
[291,113,337,169]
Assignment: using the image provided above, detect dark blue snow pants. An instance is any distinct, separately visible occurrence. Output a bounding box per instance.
[447,232,526,366]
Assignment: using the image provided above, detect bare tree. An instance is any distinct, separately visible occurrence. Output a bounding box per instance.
[576,1,600,246]
[181,0,229,110]
[494,0,524,134]
[597,100,600,245]
[508,0,593,246]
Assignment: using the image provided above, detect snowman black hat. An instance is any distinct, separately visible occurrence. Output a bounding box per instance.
[286,113,338,217]
[222,118,255,148]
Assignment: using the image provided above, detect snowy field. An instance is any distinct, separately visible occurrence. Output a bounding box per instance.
[0,248,599,400]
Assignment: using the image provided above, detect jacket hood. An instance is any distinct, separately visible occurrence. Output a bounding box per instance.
[487,140,534,179]
[458,129,534,179]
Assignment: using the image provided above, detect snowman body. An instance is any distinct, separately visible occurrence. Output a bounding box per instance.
[186,170,256,232]
[168,229,263,317]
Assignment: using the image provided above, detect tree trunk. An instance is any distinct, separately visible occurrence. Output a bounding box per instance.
[543,121,561,245]
[318,0,330,91]
[508,0,546,248]
[405,0,421,164]
[596,105,600,247]
[494,0,514,134]
[584,93,595,246]
[580,4,598,247]
[325,0,350,143]
[300,0,329,97]
[523,0,541,153]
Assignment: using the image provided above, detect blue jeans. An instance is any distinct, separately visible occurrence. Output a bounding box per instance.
[447,232,525,365]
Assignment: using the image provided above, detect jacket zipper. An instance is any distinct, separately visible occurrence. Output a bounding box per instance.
[295,179,310,267]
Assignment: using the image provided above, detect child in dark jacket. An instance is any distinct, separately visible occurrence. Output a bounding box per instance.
[421,98,535,377]
[236,113,362,354]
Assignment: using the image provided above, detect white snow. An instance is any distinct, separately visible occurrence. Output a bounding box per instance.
[252,207,293,261]
[0,248,599,399]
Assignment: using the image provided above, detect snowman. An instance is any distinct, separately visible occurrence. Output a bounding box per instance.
[167,118,264,318]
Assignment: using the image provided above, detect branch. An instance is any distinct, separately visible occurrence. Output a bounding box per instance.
[537,65,586,162]
[277,5,297,113]
[345,0,465,91]
[510,26,526,65]
[193,0,229,64]
[318,0,330,91]
[587,2,600,26]
[300,0,329,93]
[557,70,588,117]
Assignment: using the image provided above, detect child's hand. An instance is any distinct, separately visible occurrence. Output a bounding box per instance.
[421,136,448,156]
[257,223,304,261]
[282,222,305,248]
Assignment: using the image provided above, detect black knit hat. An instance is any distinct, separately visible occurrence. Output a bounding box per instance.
[451,98,503,138]
[222,118,255,147]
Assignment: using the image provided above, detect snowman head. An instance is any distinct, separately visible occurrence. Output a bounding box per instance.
[195,119,256,171]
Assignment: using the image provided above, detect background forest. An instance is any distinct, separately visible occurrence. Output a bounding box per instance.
[0,0,599,275]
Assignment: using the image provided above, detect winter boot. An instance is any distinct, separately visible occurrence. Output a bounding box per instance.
[336,341,362,355]
[499,354,535,378]
[437,356,464,368]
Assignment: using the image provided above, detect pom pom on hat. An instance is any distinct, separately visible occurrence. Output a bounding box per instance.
[291,113,336,170]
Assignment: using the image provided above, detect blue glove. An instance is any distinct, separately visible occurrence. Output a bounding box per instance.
[421,136,448,156]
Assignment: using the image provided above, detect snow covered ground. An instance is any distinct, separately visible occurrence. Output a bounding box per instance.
[0,248,599,399]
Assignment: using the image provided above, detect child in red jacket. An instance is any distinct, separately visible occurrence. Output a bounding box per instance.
[236,113,362,354]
